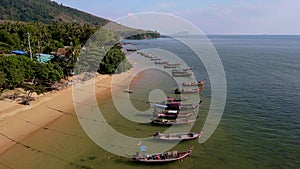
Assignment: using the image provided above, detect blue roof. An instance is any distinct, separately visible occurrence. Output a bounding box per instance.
[35,54,54,63]
[11,50,27,55]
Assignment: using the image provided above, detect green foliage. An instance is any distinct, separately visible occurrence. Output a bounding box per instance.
[51,52,77,78]
[0,55,63,91]
[98,44,132,74]
[0,0,108,26]
[0,21,97,54]
[75,28,118,74]
[0,56,27,88]
[126,31,160,40]
[0,71,6,91]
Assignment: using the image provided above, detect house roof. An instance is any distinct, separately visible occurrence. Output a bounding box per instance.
[11,50,27,55]
[35,53,54,63]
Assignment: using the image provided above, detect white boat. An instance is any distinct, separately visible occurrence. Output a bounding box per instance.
[153,131,203,141]
[131,147,193,163]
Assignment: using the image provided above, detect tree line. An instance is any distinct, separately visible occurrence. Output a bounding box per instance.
[0,21,160,103]
[0,21,97,54]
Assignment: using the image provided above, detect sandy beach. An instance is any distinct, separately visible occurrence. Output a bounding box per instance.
[0,68,141,169]
[0,74,111,154]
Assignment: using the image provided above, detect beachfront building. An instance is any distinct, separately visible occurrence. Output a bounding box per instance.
[35,53,54,63]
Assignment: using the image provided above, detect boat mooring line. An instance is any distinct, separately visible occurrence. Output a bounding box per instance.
[0,132,90,169]
[0,161,13,169]
[22,119,90,140]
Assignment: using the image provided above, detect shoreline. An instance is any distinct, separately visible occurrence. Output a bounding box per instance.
[0,54,137,155]
[0,73,113,155]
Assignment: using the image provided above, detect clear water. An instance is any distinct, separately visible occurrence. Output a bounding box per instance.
[0,35,299,169]
[121,35,300,169]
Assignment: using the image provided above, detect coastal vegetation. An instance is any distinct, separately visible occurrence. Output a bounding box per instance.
[0,21,96,54]
[126,31,160,40]
[0,55,63,104]
[0,0,159,102]
[98,43,132,74]
[0,22,132,100]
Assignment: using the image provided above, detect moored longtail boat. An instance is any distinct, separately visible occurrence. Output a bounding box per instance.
[153,131,203,141]
[131,147,193,163]
[172,72,192,77]
[167,63,180,66]
[154,101,201,110]
[126,48,137,51]
[164,63,180,68]
[151,58,161,61]
[174,88,203,94]
[154,61,168,64]
[166,97,188,102]
[172,68,193,77]
[153,110,194,119]
[151,118,196,126]
[182,79,206,86]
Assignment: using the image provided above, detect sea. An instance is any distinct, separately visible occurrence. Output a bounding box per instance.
[0,35,299,169]
[118,35,300,169]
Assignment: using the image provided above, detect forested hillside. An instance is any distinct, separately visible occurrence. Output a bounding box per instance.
[0,0,108,26]
[0,21,97,53]
[0,0,158,100]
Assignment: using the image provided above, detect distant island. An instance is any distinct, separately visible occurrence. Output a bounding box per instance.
[125,31,160,40]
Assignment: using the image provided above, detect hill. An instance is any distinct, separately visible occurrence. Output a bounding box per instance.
[0,0,108,26]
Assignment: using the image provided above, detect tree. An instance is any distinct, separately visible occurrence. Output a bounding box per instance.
[0,56,26,89]
[98,43,132,74]
[0,71,6,93]
[0,55,63,104]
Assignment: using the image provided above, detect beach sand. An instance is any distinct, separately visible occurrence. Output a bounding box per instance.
[0,52,143,168]
[0,51,207,169]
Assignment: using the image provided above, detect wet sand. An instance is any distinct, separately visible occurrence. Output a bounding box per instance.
[0,50,144,168]
[0,51,206,169]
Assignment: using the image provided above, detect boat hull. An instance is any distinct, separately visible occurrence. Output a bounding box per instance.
[131,148,193,163]
[151,119,196,126]
[153,132,201,141]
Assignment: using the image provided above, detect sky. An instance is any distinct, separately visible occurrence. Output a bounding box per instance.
[53,0,300,35]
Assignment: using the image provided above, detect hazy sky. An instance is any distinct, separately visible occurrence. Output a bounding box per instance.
[53,0,300,35]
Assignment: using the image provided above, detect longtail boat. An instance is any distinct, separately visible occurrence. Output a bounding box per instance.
[154,103,198,110]
[182,79,206,86]
[167,63,180,66]
[166,97,188,102]
[172,72,192,77]
[153,131,203,141]
[151,118,196,126]
[151,58,161,61]
[131,147,193,163]
[164,65,179,68]
[126,48,137,51]
[153,110,194,119]
[175,88,203,94]
[172,68,193,77]
[154,61,168,64]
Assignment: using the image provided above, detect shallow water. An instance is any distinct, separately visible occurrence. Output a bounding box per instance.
[0,35,299,169]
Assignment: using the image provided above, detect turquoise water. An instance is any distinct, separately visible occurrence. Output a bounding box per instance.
[122,35,300,169]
